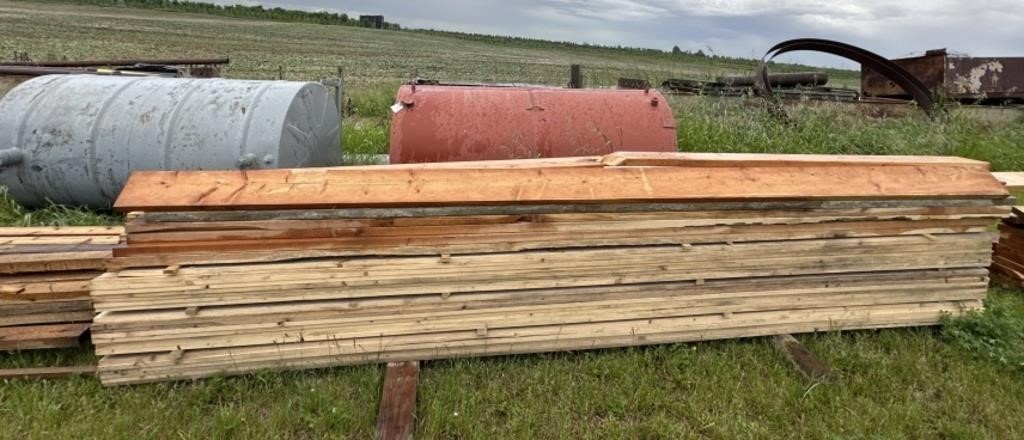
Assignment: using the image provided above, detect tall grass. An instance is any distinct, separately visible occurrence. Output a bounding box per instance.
[0,188,120,226]
[673,96,1024,170]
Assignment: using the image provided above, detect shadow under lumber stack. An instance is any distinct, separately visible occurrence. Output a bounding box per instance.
[1,226,123,350]
[90,153,1010,385]
[990,206,1024,287]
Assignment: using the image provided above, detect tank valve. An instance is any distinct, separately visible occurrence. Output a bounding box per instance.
[236,153,259,169]
[0,148,24,169]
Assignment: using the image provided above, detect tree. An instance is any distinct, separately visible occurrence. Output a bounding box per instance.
[672,45,682,55]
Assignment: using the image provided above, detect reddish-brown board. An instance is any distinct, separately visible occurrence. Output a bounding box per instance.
[376,361,420,440]
[113,154,1007,212]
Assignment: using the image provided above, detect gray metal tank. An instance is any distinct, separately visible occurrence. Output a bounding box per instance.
[0,75,341,208]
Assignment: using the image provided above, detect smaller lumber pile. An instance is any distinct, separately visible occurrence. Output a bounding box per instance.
[990,206,1024,287]
[92,152,1010,385]
[1,226,122,350]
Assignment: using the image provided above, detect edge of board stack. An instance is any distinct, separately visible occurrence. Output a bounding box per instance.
[91,152,1012,385]
[990,206,1024,288]
[1,226,123,350]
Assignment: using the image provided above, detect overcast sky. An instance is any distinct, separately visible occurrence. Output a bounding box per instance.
[223,0,1022,68]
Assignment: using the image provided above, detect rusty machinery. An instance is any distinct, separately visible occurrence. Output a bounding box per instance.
[862,49,1024,104]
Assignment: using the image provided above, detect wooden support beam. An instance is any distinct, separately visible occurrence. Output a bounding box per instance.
[772,334,832,381]
[377,361,420,440]
[0,365,97,380]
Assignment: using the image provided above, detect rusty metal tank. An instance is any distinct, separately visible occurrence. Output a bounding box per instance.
[388,84,677,164]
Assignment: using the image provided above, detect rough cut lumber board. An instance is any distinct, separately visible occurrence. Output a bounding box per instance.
[601,152,992,168]
[92,269,987,330]
[91,287,984,355]
[0,251,110,274]
[377,361,419,440]
[0,310,94,328]
[111,217,992,259]
[992,172,1024,191]
[772,334,832,381]
[97,302,976,384]
[125,205,1010,236]
[132,198,1012,223]
[0,226,122,237]
[91,234,994,311]
[0,365,97,380]
[0,323,89,350]
[113,163,1008,211]
[344,156,601,170]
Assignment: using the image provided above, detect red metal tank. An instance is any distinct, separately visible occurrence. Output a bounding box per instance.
[388,84,678,164]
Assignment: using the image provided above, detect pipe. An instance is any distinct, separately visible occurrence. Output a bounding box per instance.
[0,66,96,76]
[0,57,230,67]
[0,148,24,168]
[717,72,828,87]
[0,66,177,78]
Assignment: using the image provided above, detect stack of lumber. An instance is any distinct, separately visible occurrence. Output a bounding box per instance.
[990,206,1024,287]
[91,152,1011,385]
[1,226,122,350]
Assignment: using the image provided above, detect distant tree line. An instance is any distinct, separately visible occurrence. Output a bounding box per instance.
[46,0,402,29]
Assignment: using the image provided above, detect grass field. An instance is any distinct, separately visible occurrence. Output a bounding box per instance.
[1,1,1024,438]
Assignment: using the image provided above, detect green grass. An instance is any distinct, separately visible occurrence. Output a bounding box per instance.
[2,1,1024,437]
[0,188,121,226]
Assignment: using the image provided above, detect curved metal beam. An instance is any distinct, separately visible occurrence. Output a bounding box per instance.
[755,38,935,116]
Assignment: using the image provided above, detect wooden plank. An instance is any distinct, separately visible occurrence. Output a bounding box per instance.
[112,218,992,257]
[0,365,97,380]
[0,310,94,327]
[992,172,1024,191]
[133,198,1012,223]
[602,151,992,168]
[97,302,977,385]
[0,226,122,237]
[0,251,110,274]
[91,287,984,355]
[772,334,832,381]
[376,361,419,440]
[92,269,986,328]
[0,236,120,245]
[91,235,994,311]
[0,323,90,351]
[113,163,1008,211]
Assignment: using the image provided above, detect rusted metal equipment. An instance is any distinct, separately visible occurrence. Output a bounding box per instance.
[755,38,936,116]
[0,65,179,77]
[388,84,677,164]
[660,74,857,102]
[862,49,1024,103]
[0,56,228,78]
[569,64,583,89]
[0,57,229,67]
[617,78,651,90]
[718,72,827,87]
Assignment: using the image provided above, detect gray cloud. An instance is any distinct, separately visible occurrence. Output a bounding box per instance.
[219,0,1023,68]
